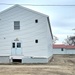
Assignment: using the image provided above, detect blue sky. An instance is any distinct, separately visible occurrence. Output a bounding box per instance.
[0,0,75,44]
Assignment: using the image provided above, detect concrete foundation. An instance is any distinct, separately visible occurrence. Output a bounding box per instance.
[0,56,9,63]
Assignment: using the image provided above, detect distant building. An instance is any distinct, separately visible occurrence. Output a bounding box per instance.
[0,5,53,63]
[53,44,75,54]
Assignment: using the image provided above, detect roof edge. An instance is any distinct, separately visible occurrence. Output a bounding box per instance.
[47,17,53,39]
[0,4,48,17]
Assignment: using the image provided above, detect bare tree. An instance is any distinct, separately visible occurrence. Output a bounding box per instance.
[63,36,75,45]
[53,36,58,44]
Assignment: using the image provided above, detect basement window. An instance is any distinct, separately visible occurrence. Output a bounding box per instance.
[12,59,22,63]
[35,19,38,23]
[61,48,63,51]
[14,21,20,30]
[35,39,38,43]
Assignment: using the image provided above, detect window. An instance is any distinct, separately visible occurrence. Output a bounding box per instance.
[17,43,21,48]
[12,43,15,48]
[35,39,38,43]
[35,19,38,23]
[14,21,20,30]
[12,59,22,63]
[61,48,63,51]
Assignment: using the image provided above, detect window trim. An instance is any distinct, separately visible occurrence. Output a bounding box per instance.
[14,21,20,30]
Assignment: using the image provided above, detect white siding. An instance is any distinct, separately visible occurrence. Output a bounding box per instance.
[53,48,66,54]
[53,48,75,54]
[0,5,52,58]
[66,49,75,54]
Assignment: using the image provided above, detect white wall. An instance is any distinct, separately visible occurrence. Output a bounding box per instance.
[0,5,52,58]
[46,17,53,57]
[53,48,66,54]
[66,49,75,54]
[53,48,75,54]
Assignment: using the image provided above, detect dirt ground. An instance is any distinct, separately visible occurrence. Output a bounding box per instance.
[0,54,75,75]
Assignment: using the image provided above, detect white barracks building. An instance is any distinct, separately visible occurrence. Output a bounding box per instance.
[0,5,53,63]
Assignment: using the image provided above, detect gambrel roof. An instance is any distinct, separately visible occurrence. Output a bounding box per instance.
[0,4,48,17]
[0,4,53,39]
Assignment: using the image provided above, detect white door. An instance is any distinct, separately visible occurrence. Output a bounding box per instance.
[11,42,22,55]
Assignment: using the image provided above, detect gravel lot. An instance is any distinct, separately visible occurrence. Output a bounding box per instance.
[0,54,75,75]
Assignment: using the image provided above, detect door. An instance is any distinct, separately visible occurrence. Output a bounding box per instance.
[11,42,22,55]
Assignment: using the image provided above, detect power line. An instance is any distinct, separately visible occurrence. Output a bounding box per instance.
[22,4,75,6]
[0,3,13,5]
[0,3,75,6]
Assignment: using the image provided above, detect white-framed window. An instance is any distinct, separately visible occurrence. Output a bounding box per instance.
[12,42,21,48]
[12,42,15,48]
[35,39,38,43]
[17,43,21,48]
[14,21,20,30]
[35,19,38,23]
